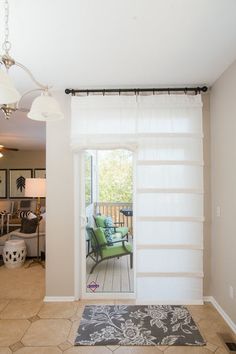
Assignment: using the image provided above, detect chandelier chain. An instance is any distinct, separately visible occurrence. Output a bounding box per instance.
[3,0,11,54]
[0,0,62,121]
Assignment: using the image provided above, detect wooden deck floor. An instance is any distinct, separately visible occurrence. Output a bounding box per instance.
[86,252,134,293]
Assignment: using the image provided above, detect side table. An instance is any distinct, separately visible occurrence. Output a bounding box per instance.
[3,239,27,269]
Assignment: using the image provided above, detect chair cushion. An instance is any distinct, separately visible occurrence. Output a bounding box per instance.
[20,218,38,234]
[9,229,45,239]
[103,216,114,244]
[101,242,132,258]
[18,210,31,219]
[112,232,123,240]
[116,227,128,237]
[94,227,107,246]
[95,215,106,228]
[27,212,37,220]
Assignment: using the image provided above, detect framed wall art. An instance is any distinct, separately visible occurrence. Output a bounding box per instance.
[0,169,7,199]
[34,168,46,178]
[9,169,33,198]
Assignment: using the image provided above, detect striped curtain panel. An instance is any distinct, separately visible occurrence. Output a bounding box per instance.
[71,94,203,304]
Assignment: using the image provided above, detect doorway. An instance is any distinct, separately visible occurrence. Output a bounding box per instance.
[80,149,135,298]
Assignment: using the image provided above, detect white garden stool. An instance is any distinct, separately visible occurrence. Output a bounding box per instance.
[3,240,27,269]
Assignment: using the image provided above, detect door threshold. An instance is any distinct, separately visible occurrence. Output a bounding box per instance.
[81,292,136,300]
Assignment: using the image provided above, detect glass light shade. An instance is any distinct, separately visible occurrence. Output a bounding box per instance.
[27,92,64,121]
[25,178,46,198]
[0,68,21,104]
[0,152,3,158]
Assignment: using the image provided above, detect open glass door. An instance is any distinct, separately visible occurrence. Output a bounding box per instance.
[83,149,134,296]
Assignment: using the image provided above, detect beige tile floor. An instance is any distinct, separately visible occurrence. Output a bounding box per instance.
[0,261,235,353]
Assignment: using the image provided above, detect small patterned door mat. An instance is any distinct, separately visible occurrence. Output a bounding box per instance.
[75,305,206,346]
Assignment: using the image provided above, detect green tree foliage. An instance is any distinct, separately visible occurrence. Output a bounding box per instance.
[85,153,92,205]
[98,150,133,202]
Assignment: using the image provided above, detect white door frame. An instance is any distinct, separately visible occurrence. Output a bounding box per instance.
[73,149,137,300]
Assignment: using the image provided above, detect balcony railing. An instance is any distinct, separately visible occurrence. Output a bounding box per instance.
[94,202,133,232]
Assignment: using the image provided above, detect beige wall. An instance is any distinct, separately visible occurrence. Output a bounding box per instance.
[46,92,211,299]
[0,150,45,169]
[210,60,236,324]
[203,93,211,296]
[46,92,75,297]
[0,150,45,199]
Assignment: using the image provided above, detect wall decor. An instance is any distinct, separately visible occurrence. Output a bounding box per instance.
[9,169,33,198]
[34,169,46,178]
[0,169,7,199]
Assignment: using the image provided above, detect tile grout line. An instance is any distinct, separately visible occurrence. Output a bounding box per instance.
[0,299,11,316]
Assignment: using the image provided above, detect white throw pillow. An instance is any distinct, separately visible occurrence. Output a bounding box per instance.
[27,212,37,220]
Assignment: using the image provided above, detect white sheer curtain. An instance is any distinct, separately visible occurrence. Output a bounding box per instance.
[71,94,203,304]
[71,95,138,150]
[71,94,202,150]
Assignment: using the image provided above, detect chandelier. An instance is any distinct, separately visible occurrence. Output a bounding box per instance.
[0,0,63,120]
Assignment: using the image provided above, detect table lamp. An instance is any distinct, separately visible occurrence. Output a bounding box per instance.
[25,178,46,267]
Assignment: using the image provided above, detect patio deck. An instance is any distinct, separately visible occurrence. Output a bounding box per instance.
[86,245,134,293]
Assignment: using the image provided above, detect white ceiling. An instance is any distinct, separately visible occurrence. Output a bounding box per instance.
[0,110,46,150]
[1,0,236,149]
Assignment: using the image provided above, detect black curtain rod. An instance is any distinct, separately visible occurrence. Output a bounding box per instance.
[65,86,208,95]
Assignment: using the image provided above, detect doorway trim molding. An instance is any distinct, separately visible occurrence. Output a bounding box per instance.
[73,149,137,300]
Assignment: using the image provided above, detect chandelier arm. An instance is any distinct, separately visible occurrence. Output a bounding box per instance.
[15,61,50,91]
[16,88,44,109]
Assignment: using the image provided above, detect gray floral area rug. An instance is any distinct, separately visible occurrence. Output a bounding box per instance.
[75,305,205,346]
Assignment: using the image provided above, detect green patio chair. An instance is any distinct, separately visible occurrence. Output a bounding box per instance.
[94,214,129,241]
[86,226,133,274]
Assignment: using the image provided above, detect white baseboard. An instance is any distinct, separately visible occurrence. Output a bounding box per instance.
[81,292,136,300]
[43,296,202,305]
[135,299,204,305]
[44,296,76,302]
[203,296,212,302]
[203,296,236,334]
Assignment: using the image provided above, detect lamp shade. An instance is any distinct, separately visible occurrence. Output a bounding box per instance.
[27,92,64,121]
[0,68,21,104]
[25,178,46,198]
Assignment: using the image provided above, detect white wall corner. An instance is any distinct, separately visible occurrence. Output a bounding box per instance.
[203,296,236,334]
